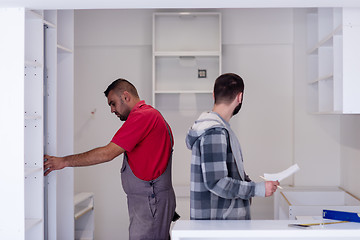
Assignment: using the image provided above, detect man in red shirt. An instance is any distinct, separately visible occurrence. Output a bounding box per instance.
[44,79,177,240]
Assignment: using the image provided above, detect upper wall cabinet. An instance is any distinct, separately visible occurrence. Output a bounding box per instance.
[152,12,221,110]
[307,8,360,114]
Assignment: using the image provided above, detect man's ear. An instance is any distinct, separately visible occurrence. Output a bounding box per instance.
[237,92,243,103]
[123,91,131,102]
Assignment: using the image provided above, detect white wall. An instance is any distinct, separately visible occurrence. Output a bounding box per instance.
[74,9,154,240]
[292,7,360,214]
[292,9,341,187]
[221,8,294,219]
[340,115,360,197]
[73,8,360,240]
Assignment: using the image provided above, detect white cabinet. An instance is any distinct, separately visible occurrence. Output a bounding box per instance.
[172,220,360,240]
[307,8,360,114]
[0,8,74,240]
[74,193,94,240]
[274,186,360,220]
[152,12,221,110]
[25,9,75,240]
[24,10,45,240]
[43,9,75,240]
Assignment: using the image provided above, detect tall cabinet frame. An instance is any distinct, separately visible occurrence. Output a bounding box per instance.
[43,10,75,240]
[0,8,74,240]
[24,10,45,239]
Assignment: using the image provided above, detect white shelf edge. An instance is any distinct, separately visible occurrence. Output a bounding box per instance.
[155,90,212,94]
[25,114,42,120]
[311,111,360,115]
[25,10,43,20]
[25,60,43,68]
[25,218,42,231]
[154,12,220,17]
[307,25,343,54]
[25,166,42,177]
[74,206,94,220]
[310,111,343,115]
[44,20,56,29]
[57,44,73,53]
[154,51,220,57]
[74,192,94,206]
[308,73,333,84]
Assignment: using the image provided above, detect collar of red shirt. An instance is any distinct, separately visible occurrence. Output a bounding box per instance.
[130,100,146,114]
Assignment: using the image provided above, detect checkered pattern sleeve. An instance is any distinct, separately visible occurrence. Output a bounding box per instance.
[200,128,255,200]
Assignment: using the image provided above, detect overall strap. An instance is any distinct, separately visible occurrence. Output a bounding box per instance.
[157,110,173,151]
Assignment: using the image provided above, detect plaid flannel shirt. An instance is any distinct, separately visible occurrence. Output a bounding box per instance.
[186,112,265,220]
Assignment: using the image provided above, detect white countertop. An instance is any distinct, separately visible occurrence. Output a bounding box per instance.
[172,220,360,240]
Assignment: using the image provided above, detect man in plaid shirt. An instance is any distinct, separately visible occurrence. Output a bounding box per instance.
[186,73,279,220]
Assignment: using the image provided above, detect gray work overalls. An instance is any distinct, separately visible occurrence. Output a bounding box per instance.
[121,124,176,240]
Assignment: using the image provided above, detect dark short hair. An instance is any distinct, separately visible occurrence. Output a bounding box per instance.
[213,73,244,104]
[104,78,139,98]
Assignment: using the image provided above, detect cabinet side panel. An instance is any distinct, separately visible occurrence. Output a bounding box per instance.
[0,8,26,240]
[56,9,75,240]
[342,9,360,113]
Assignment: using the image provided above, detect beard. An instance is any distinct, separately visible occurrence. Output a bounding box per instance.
[118,107,131,121]
[233,93,244,116]
[232,102,242,116]
[117,99,131,121]
[118,113,128,121]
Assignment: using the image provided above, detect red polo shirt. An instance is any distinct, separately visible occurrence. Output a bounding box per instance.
[111,100,173,181]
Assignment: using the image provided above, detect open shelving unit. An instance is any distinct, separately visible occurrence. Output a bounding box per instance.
[74,192,95,240]
[19,9,75,240]
[152,12,221,110]
[24,10,44,239]
[307,8,360,114]
[43,9,75,240]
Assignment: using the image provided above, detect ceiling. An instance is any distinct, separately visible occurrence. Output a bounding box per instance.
[1,0,360,10]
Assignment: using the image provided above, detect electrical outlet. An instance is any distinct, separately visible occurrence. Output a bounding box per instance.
[198,69,207,78]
